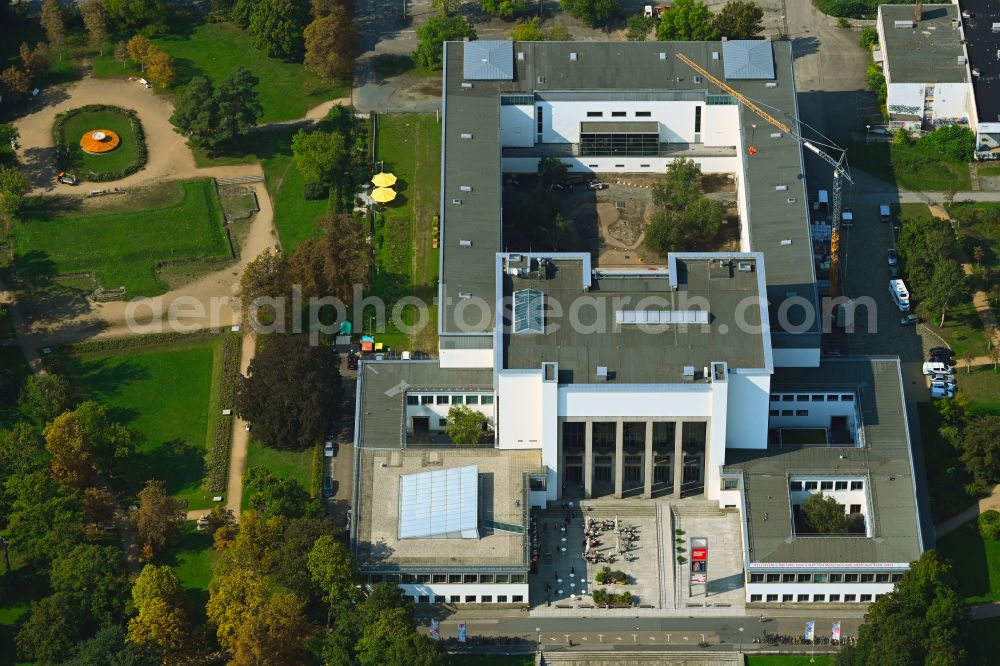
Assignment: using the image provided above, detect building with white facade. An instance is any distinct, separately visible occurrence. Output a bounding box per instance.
[350,40,925,609]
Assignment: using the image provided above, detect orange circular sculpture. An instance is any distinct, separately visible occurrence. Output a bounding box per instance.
[79,129,121,154]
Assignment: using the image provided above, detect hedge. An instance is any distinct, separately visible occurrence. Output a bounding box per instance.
[310,442,323,499]
[52,104,148,183]
[59,328,226,354]
[208,333,242,493]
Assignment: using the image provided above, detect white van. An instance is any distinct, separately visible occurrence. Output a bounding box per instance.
[923,361,954,376]
[889,279,910,311]
[817,190,829,211]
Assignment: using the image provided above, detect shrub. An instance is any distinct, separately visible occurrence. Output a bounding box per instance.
[918,125,976,162]
[303,181,329,200]
[51,105,148,182]
[836,16,850,28]
[859,26,878,49]
[310,441,323,498]
[208,415,233,493]
[979,509,1000,540]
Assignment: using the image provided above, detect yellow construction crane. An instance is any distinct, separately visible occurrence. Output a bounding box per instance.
[675,52,790,134]
[675,52,852,299]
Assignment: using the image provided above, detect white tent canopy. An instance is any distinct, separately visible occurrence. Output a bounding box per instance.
[398,465,479,539]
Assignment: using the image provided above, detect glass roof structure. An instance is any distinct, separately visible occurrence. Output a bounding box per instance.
[513,289,544,334]
[398,465,480,539]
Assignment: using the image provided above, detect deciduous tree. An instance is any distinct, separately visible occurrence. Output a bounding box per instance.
[1,471,83,566]
[231,590,315,665]
[207,568,269,652]
[0,165,27,219]
[0,422,45,482]
[50,543,127,627]
[304,10,357,81]
[127,564,194,661]
[18,372,79,424]
[414,15,476,69]
[145,47,176,89]
[444,405,488,446]
[291,127,346,184]
[44,410,98,487]
[103,0,167,29]
[288,213,369,302]
[656,0,719,41]
[127,34,154,73]
[238,248,291,326]
[236,335,341,450]
[480,0,526,19]
[244,465,324,519]
[801,493,848,533]
[214,65,264,144]
[64,625,160,666]
[537,156,568,188]
[40,0,66,53]
[560,0,619,26]
[625,14,655,41]
[81,0,110,55]
[509,17,574,41]
[15,593,81,664]
[308,534,361,620]
[712,0,764,40]
[0,67,31,105]
[82,486,116,526]
[960,415,1000,487]
[923,260,967,327]
[170,76,218,147]
[132,479,185,558]
[249,0,310,60]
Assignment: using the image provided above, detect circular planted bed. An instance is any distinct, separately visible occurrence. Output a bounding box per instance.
[53,105,147,182]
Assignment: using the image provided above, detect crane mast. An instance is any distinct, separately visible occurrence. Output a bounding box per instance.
[675,53,853,298]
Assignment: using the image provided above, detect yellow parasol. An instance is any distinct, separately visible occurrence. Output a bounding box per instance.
[371,187,397,203]
[371,172,397,188]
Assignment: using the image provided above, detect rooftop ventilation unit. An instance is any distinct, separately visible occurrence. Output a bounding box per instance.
[518,52,524,61]
[615,310,709,325]
[781,239,793,246]
[952,19,960,28]
[962,9,971,19]
[786,197,797,204]
[711,51,719,60]
[958,56,967,65]
[596,366,609,382]
[993,22,1000,33]
[894,20,914,28]
[460,133,473,140]
[570,52,578,61]
[693,75,703,83]
[766,82,778,88]
[460,185,472,192]
[461,82,473,89]
[682,366,696,382]
[737,262,753,272]
[537,76,545,84]
[659,52,666,60]
[459,240,472,247]
[770,132,782,138]
[452,199,463,205]
[775,185,788,191]
[458,292,471,299]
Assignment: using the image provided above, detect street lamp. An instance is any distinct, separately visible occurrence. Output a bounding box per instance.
[536,627,541,647]
[738,626,744,653]
[866,124,871,144]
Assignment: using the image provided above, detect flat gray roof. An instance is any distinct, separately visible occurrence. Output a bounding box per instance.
[502,255,769,383]
[440,40,818,342]
[879,5,966,84]
[724,357,923,565]
[357,361,493,449]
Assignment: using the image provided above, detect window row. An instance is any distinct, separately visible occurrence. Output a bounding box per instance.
[751,593,882,603]
[585,111,653,118]
[368,573,525,584]
[406,394,494,406]
[749,572,900,584]
[771,393,854,403]
[411,594,524,604]
[769,409,810,417]
[791,480,864,492]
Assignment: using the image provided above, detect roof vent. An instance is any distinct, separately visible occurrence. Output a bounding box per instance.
[659,52,666,60]
[786,197,797,204]
[596,366,609,382]
[569,52,578,61]
[459,239,472,247]
[461,82,473,89]
[711,51,720,60]
[693,75,703,83]
[460,133,473,140]
[460,185,473,192]
[537,75,545,84]
[775,185,788,191]
[452,198,463,205]
[458,291,472,299]
[958,56,967,65]
[993,22,1000,33]
[766,82,778,88]
[682,366,696,382]
[737,261,753,272]
[781,239,793,246]
[770,132,782,138]
[518,52,524,61]
[894,20,914,28]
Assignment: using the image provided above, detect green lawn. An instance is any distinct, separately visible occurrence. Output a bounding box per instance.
[746,658,834,666]
[0,347,31,430]
[92,21,347,123]
[58,108,142,180]
[955,365,1000,415]
[62,337,225,508]
[937,517,1000,603]
[372,54,438,79]
[371,113,442,351]
[0,565,48,666]
[15,179,230,296]
[917,402,979,522]
[243,437,314,510]
[847,141,971,191]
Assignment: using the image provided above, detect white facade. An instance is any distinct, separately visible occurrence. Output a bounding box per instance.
[400,583,529,604]
[501,155,738,175]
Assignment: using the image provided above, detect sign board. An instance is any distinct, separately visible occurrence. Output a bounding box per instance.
[457,622,467,642]
[691,560,706,573]
[692,547,707,561]
[832,622,841,641]
[804,621,815,642]
[690,573,706,584]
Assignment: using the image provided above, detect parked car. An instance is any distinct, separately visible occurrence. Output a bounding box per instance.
[887,249,898,266]
[322,476,334,498]
[589,180,607,190]
[929,347,955,358]
[900,314,920,326]
[929,353,956,366]
[57,172,78,185]
[879,204,891,223]
[324,441,335,458]
[347,353,358,370]
[931,378,956,390]
[931,375,956,387]
[931,386,956,399]
[923,361,954,375]
[889,266,900,278]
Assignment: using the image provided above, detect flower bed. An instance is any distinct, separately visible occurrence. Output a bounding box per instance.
[53,104,147,182]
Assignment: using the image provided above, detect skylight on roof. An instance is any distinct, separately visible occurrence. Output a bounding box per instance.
[398,466,479,539]
[513,289,544,334]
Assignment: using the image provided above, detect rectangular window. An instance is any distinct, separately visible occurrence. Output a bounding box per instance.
[842,394,855,401]
[421,395,433,405]
[512,595,524,603]
[406,395,419,405]
[844,594,856,602]
[511,574,525,583]
[433,574,446,583]
[830,573,843,583]
[860,574,875,583]
[804,481,818,490]
[586,111,603,117]
[580,131,659,157]
[813,594,826,602]
[829,594,841,602]
[495,574,509,583]
[796,410,809,417]
[769,409,779,417]
[481,595,492,603]
[497,595,507,602]
[782,573,795,583]
[434,595,445,603]
[452,395,463,405]
[860,594,872,602]
[694,106,702,133]
[750,573,765,583]
[782,594,793,602]
[876,573,890,583]
[536,107,543,136]
[723,478,738,490]
[438,418,447,427]
[891,573,903,582]
[479,574,493,583]
[821,481,833,490]
[750,594,762,602]
[797,394,809,402]
[418,595,429,603]
[464,574,477,583]
[781,395,794,402]
[811,394,825,401]
[814,573,828,583]
[635,111,652,117]
[850,504,861,514]
[466,395,479,405]
[797,594,809,602]
[450,595,460,603]
[766,573,780,583]
[436,395,449,405]
[612,111,626,117]
[797,573,812,583]
[465,595,476,603]
[835,481,848,490]
[790,481,803,491]
[448,574,461,583]
[781,410,793,417]
[851,481,864,491]
[481,395,494,405]
[766,594,778,602]
[828,394,840,401]
[845,573,859,583]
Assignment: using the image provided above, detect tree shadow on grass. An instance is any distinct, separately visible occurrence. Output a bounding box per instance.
[60,356,152,404]
[942,522,992,599]
[131,439,207,500]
